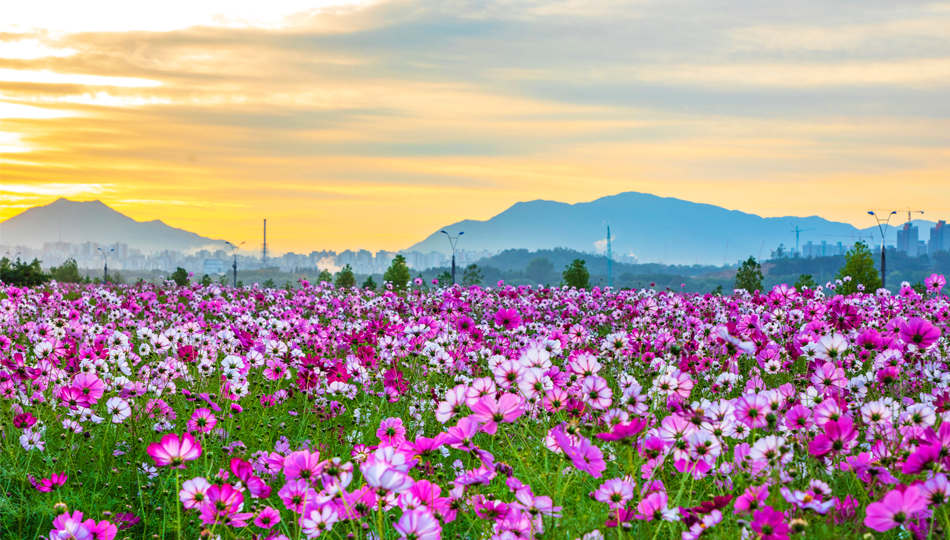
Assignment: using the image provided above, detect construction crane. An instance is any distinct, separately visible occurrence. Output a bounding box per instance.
[904,208,924,224]
[790,224,815,255]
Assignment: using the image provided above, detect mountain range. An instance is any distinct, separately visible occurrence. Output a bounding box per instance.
[408,192,937,265]
[0,198,223,253]
[0,194,938,265]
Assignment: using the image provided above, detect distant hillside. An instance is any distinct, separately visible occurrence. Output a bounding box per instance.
[408,192,936,265]
[0,199,224,253]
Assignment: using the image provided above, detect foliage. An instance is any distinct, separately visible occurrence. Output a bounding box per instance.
[334,264,356,289]
[0,257,49,287]
[525,257,555,285]
[262,278,276,289]
[436,270,452,285]
[835,241,882,295]
[794,274,818,290]
[462,264,483,286]
[361,276,377,290]
[317,269,333,284]
[562,258,590,289]
[169,267,189,287]
[199,274,213,287]
[383,254,411,289]
[734,256,763,293]
[49,258,83,283]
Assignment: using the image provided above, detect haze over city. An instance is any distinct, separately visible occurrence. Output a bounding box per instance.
[3,0,950,256]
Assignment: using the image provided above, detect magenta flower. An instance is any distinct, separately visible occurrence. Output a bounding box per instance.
[580,375,613,410]
[146,433,202,468]
[553,425,606,478]
[278,479,313,513]
[750,506,788,540]
[300,506,338,538]
[808,417,857,458]
[283,450,322,483]
[596,419,647,442]
[377,417,407,447]
[925,273,946,293]
[493,308,522,330]
[898,317,941,351]
[594,478,635,509]
[469,394,525,434]
[634,491,679,521]
[186,408,217,434]
[32,472,67,492]
[198,483,254,527]
[179,477,212,509]
[394,508,442,540]
[734,484,769,515]
[864,486,929,532]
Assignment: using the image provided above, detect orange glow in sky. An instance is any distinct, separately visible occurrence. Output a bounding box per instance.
[3,0,950,254]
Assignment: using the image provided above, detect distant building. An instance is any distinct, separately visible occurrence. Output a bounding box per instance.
[202,259,225,274]
[896,223,920,256]
[931,221,949,255]
[801,241,847,258]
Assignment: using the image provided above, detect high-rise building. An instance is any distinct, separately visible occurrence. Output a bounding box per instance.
[930,221,949,255]
[896,223,919,256]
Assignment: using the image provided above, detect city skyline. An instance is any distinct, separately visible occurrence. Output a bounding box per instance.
[3,0,950,254]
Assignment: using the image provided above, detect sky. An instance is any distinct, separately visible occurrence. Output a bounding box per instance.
[2,0,950,255]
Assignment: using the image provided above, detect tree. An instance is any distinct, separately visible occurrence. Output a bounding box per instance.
[794,274,817,290]
[362,276,377,290]
[170,267,189,286]
[734,257,763,293]
[526,257,554,285]
[335,264,356,288]
[200,274,213,287]
[562,259,590,289]
[317,269,333,284]
[262,278,277,289]
[462,264,483,286]
[0,258,49,287]
[835,241,881,295]
[436,270,452,286]
[711,284,724,296]
[50,258,82,283]
[110,271,126,285]
[383,255,411,289]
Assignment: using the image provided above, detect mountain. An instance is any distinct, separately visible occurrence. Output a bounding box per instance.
[0,199,224,253]
[408,192,933,265]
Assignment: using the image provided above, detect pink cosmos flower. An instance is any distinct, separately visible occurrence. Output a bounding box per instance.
[734,393,770,429]
[377,417,407,447]
[553,426,606,478]
[634,491,680,522]
[278,479,313,513]
[925,273,946,293]
[395,508,442,540]
[808,417,857,458]
[864,486,929,532]
[580,376,613,410]
[898,317,941,351]
[32,472,67,492]
[360,461,415,495]
[594,478,635,509]
[596,419,648,442]
[284,450,322,483]
[179,477,212,509]
[187,408,217,434]
[734,484,769,515]
[254,506,281,529]
[493,308,522,330]
[300,506,338,538]
[198,483,254,527]
[146,433,202,468]
[469,394,525,434]
[50,511,93,540]
[780,487,835,514]
[750,506,788,540]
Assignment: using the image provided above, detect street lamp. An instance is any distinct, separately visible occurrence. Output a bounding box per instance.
[97,247,114,282]
[225,241,245,287]
[440,230,464,285]
[868,211,897,289]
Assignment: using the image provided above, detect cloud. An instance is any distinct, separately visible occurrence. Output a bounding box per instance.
[1,0,949,251]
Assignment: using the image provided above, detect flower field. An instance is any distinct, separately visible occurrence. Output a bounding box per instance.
[2,274,950,540]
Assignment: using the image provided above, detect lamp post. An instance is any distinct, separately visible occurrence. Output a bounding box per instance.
[97,247,114,282]
[440,230,464,285]
[225,241,245,288]
[868,211,897,289]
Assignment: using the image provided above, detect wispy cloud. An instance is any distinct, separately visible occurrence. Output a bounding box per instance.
[1,0,949,251]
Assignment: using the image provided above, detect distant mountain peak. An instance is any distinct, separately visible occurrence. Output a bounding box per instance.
[1,199,223,253]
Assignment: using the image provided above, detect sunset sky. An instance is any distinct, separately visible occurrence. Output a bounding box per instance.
[3,0,949,254]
